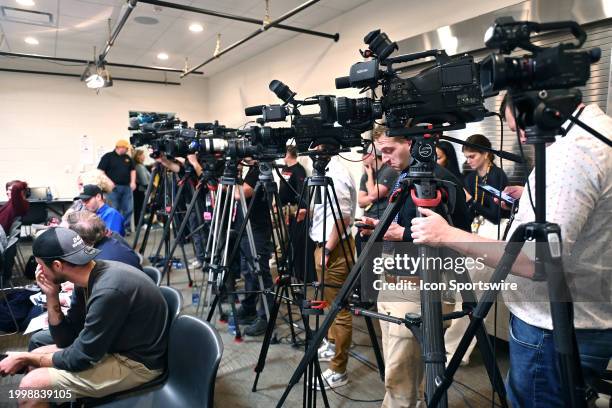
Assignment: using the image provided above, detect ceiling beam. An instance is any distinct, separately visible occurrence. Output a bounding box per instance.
[0,68,181,85]
[138,0,339,41]
[183,0,332,77]
[0,51,204,75]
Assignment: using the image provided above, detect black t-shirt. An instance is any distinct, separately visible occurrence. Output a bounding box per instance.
[359,164,399,219]
[279,162,307,206]
[98,151,135,185]
[463,164,510,224]
[237,166,272,231]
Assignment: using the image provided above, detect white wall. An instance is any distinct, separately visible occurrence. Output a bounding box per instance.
[0,73,208,200]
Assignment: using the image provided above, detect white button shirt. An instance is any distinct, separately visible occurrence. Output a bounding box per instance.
[309,156,356,243]
[503,104,612,330]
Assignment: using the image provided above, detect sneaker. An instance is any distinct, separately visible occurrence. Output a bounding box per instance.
[310,368,348,390]
[317,339,336,362]
[190,259,202,269]
[228,307,257,326]
[244,317,268,336]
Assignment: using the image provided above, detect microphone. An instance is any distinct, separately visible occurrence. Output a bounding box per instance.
[245,105,265,116]
[335,76,351,89]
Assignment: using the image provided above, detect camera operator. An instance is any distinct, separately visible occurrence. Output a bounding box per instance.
[357,126,399,255]
[277,145,310,281]
[154,153,207,269]
[307,146,356,390]
[410,93,612,407]
[233,159,274,337]
[359,130,471,407]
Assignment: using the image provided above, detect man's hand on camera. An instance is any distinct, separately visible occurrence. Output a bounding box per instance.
[410,208,451,246]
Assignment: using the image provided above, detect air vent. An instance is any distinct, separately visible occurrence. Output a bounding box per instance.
[134,16,158,25]
[1,6,53,26]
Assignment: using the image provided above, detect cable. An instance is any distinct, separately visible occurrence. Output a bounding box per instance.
[513,104,536,213]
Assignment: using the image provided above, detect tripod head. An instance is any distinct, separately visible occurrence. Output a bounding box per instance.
[511,88,583,143]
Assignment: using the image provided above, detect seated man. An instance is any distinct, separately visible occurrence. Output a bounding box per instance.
[0,227,167,401]
[28,211,143,350]
[76,184,125,236]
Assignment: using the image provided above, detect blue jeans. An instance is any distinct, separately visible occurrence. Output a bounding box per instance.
[507,314,612,408]
[107,185,133,232]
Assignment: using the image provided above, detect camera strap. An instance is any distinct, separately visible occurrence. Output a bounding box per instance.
[561,106,585,136]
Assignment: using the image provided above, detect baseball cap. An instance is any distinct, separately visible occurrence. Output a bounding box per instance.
[116,139,130,148]
[74,184,102,201]
[32,227,100,265]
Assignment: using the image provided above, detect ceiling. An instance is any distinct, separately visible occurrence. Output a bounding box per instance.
[0,0,369,80]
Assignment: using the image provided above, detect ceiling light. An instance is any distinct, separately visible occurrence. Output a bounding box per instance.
[16,0,35,6]
[157,52,169,60]
[86,74,105,89]
[189,23,203,33]
[24,36,38,45]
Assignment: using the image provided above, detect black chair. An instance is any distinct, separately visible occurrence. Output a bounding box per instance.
[76,286,183,408]
[97,315,223,408]
[142,266,162,286]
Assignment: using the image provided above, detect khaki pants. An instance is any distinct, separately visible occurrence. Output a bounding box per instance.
[377,283,454,408]
[314,236,355,374]
[48,354,162,398]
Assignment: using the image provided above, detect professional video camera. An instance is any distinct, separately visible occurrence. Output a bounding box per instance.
[480,16,601,95]
[243,80,364,153]
[334,29,487,136]
[481,17,600,140]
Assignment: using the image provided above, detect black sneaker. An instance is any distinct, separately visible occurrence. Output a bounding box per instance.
[244,317,268,336]
[229,307,257,326]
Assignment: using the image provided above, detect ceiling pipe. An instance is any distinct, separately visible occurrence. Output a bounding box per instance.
[0,51,204,75]
[138,0,339,41]
[182,0,332,78]
[0,68,181,85]
[98,0,138,62]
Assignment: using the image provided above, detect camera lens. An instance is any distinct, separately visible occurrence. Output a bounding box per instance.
[335,97,382,126]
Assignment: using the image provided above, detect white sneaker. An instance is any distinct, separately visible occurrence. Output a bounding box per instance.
[311,368,348,390]
[190,259,202,268]
[317,339,336,362]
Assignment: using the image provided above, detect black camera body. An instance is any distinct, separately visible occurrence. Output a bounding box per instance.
[479,16,600,94]
[245,82,365,154]
[335,30,487,135]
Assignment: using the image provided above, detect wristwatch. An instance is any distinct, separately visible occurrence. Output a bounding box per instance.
[323,247,331,256]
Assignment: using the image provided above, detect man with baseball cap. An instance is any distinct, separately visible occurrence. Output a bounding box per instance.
[97,139,136,234]
[0,227,167,400]
[75,184,125,236]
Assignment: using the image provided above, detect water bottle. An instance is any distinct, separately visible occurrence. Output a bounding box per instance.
[45,187,53,202]
[192,285,200,307]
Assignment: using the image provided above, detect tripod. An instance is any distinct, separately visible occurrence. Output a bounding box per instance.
[131,163,193,287]
[197,160,272,340]
[428,89,599,407]
[252,161,309,391]
[277,141,509,408]
[158,162,217,285]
